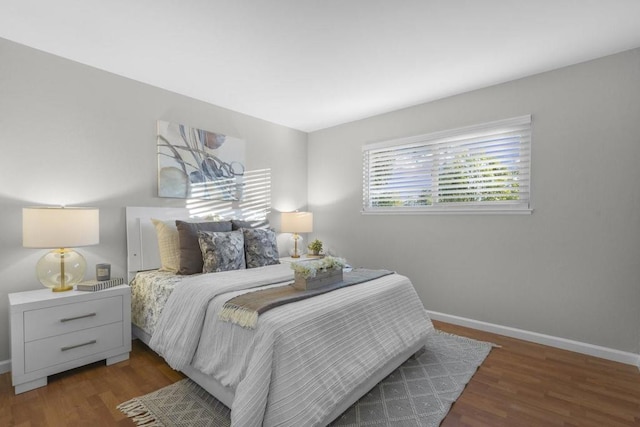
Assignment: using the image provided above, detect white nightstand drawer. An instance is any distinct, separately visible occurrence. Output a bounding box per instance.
[10,285,131,394]
[24,295,123,342]
[24,322,124,373]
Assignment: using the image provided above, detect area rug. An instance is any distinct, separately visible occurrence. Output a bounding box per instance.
[118,330,493,426]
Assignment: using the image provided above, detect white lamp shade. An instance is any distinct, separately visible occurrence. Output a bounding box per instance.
[23,207,100,248]
[281,211,313,233]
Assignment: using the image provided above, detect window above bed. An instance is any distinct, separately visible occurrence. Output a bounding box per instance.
[362,115,532,215]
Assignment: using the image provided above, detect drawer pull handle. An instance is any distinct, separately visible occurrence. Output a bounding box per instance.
[60,313,96,322]
[61,340,97,352]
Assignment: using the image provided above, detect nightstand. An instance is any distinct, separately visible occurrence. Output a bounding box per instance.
[9,284,131,394]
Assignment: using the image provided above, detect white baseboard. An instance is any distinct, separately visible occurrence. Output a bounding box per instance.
[427,310,640,368]
[0,359,10,375]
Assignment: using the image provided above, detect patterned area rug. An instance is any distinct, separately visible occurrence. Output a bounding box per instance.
[118,330,493,426]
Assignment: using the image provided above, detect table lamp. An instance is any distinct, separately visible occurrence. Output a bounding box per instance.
[281,211,313,258]
[23,206,100,292]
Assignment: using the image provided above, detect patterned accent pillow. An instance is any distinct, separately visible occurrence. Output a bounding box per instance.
[198,230,246,273]
[242,228,280,269]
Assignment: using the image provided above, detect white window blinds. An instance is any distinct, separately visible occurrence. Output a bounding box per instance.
[362,115,532,214]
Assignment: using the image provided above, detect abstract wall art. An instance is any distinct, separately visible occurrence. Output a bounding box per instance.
[157,121,246,200]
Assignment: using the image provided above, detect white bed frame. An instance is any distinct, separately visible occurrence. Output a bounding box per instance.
[125,206,190,283]
[125,206,426,424]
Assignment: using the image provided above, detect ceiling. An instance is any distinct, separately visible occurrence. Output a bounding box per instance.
[2,1,640,132]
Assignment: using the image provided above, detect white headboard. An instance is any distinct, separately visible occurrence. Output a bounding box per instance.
[125,206,190,282]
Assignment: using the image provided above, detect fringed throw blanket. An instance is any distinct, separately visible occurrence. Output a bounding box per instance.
[219,268,394,329]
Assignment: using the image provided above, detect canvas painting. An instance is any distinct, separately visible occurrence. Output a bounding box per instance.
[157,121,246,200]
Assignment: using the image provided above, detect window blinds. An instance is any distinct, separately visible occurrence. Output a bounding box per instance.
[362,115,531,213]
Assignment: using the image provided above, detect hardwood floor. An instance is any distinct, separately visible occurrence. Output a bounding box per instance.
[1,321,638,426]
[0,340,185,426]
[435,321,640,427]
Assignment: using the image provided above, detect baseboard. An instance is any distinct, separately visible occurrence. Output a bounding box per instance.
[0,359,11,375]
[427,310,640,368]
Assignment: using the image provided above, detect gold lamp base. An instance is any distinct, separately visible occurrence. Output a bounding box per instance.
[36,248,86,292]
[290,233,302,258]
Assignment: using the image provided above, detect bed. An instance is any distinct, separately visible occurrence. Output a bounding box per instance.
[126,206,433,426]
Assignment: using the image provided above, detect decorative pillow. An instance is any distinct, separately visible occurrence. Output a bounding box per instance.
[231,219,270,230]
[242,228,280,269]
[198,230,246,273]
[176,220,233,275]
[150,218,180,273]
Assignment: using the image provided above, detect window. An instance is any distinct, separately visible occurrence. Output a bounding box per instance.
[362,115,532,214]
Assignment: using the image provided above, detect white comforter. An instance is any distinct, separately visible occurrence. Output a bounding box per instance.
[150,263,433,427]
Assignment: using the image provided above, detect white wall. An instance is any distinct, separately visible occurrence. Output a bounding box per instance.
[0,38,308,361]
[308,48,640,354]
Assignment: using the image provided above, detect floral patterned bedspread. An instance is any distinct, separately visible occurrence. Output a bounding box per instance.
[130,270,186,335]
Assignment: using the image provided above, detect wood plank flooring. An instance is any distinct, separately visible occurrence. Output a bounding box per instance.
[1,321,638,426]
[436,321,640,427]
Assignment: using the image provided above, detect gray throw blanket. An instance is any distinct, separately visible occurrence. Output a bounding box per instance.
[219,268,394,328]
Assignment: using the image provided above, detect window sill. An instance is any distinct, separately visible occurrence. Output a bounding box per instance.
[361,207,533,215]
